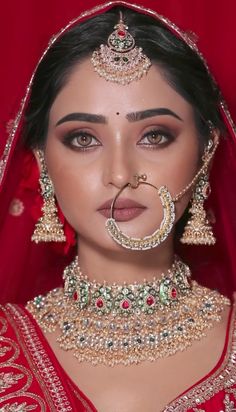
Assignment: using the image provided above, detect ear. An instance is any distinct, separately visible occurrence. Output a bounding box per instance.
[32,149,44,173]
[206,128,220,171]
[211,128,220,147]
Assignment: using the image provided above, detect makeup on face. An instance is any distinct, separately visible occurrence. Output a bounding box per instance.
[55,107,183,128]
[45,60,199,248]
[97,197,147,222]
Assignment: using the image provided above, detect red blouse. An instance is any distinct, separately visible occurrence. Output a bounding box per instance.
[1,302,236,411]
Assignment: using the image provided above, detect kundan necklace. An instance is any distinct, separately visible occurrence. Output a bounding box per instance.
[27,257,230,366]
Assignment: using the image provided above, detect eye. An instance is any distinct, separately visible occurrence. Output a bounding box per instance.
[138,129,174,148]
[62,130,101,151]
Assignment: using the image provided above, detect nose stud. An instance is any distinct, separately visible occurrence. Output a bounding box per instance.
[130,173,147,188]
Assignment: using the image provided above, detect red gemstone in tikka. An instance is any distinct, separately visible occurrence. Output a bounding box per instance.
[122,300,130,309]
[146,296,155,306]
[171,288,178,299]
[96,298,104,308]
[118,29,126,37]
[73,291,78,301]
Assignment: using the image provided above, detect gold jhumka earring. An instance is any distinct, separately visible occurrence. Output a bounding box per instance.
[180,140,217,245]
[106,138,218,250]
[25,12,231,369]
[31,150,66,243]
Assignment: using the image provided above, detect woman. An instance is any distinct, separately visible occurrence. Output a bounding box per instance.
[1,1,236,411]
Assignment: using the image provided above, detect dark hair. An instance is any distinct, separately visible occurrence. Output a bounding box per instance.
[22,6,224,149]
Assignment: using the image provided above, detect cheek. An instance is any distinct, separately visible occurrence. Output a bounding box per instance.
[171,142,200,220]
[151,135,200,222]
[44,146,101,230]
[44,128,200,237]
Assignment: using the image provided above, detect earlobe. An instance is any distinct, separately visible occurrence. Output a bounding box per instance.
[208,120,220,147]
[32,149,42,173]
[32,148,44,173]
[211,128,220,146]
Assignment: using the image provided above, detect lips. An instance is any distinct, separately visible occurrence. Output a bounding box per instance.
[97,198,146,222]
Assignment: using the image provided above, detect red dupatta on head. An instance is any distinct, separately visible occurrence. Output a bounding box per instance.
[0,1,236,304]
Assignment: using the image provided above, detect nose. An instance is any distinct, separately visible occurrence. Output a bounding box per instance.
[102,143,137,189]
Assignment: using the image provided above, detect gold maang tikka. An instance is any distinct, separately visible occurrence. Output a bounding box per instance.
[91,12,151,85]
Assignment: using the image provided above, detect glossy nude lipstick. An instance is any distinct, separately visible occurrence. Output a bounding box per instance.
[97,198,147,222]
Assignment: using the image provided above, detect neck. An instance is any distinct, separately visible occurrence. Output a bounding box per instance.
[76,235,175,284]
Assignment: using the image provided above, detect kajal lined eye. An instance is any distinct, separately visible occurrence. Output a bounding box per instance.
[62,130,101,151]
[138,128,174,148]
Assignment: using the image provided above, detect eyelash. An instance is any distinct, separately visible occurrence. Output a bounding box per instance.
[138,129,174,149]
[62,128,174,152]
[62,131,101,152]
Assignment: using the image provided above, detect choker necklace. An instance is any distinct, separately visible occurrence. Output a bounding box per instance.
[27,257,230,366]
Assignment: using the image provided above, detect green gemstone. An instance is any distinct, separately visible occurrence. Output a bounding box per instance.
[159,282,168,304]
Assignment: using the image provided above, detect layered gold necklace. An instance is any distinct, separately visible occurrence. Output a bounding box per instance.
[27,257,230,366]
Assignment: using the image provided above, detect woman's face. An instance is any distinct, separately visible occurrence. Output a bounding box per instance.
[45,59,200,251]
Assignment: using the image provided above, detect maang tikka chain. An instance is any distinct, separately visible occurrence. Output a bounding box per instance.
[31,150,66,243]
[91,12,151,85]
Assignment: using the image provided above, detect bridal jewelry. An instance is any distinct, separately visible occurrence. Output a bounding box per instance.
[106,136,219,251]
[27,257,230,366]
[91,12,151,84]
[31,150,66,243]
[180,139,217,245]
[106,174,175,250]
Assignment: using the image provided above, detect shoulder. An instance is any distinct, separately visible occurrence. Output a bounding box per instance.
[0,303,75,410]
[0,303,35,367]
[0,304,48,408]
[165,298,236,411]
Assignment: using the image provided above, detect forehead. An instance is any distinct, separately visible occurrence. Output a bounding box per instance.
[50,58,194,122]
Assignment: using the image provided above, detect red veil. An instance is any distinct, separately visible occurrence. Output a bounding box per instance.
[0,1,236,304]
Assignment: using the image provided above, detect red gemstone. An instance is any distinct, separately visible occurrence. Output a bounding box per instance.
[171,288,178,299]
[118,29,126,37]
[146,296,155,306]
[202,183,211,198]
[96,298,104,308]
[122,300,130,309]
[73,292,78,301]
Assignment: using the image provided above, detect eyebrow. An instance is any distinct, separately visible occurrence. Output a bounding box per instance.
[55,107,183,127]
[126,108,183,122]
[56,112,107,126]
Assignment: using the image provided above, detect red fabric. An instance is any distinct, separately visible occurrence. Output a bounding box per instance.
[1,302,236,411]
[0,304,97,411]
[1,0,236,127]
[0,1,236,304]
